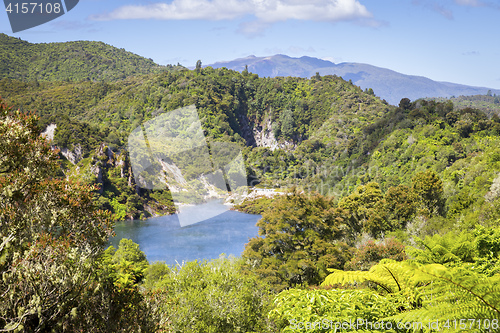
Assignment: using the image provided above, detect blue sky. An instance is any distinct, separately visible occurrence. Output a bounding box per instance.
[2,0,500,89]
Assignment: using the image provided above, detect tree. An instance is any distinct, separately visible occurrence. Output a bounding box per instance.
[143,257,275,333]
[384,184,418,228]
[269,288,401,333]
[0,99,152,332]
[279,109,294,139]
[338,182,387,237]
[195,59,202,73]
[322,259,500,327]
[110,238,149,274]
[390,265,500,327]
[322,259,422,309]
[345,238,407,271]
[399,97,412,111]
[411,170,445,217]
[242,189,350,291]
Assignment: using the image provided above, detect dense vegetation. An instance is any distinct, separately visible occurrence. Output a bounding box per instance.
[429,93,500,118]
[0,100,154,331]
[0,36,390,218]
[0,33,177,82]
[232,195,276,214]
[3,102,497,330]
[2,34,500,332]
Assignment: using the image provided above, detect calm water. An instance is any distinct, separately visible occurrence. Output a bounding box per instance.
[109,201,261,265]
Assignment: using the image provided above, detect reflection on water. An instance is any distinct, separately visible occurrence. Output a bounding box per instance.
[109,201,261,265]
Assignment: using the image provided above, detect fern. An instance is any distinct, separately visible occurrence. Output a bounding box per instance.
[405,232,475,265]
[322,259,434,310]
[323,259,500,332]
[323,260,408,293]
[398,265,500,321]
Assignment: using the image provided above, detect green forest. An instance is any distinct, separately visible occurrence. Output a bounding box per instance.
[1,34,500,332]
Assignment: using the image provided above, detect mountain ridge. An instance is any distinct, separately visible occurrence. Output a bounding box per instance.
[208,54,500,105]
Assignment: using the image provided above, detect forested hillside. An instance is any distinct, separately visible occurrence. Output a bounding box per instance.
[2,66,500,226]
[429,93,500,118]
[0,34,179,82]
[0,63,390,218]
[1,34,500,332]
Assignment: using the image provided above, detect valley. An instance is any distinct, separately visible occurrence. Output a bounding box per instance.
[1,34,500,332]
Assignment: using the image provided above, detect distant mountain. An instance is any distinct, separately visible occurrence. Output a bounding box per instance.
[0,34,178,82]
[208,54,500,105]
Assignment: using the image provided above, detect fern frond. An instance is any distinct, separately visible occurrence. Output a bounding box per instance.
[417,265,500,318]
[386,264,500,332]
[322,269,394,292]
[322,260,433,296]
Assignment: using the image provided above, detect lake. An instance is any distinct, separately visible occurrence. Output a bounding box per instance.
[109,201,261,265]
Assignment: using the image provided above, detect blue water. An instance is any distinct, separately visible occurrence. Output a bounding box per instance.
[110,202,261,265]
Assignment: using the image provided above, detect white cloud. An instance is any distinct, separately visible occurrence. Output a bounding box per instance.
[412,0,454,19]
[433,3,453,19]
[90,0,373,24]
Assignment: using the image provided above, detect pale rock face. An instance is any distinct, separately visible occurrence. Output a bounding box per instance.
[253,117,280,150]
[160,159,187,186]
[60,144,83,165]
[485,173,500,202]
[41,123,57,142]
[252,116,297,151]
[42,123,85,165]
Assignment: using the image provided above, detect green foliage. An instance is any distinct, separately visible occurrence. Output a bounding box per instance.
[143,257,275,333]
[110,197,128,220]
[279,108,294,139]
[384,185,418,228]
[406,227,500,276]
[0,33,173,82]
[1,62,390,193]
[0,98,155,332]
[406,231,475,265]
[5,34,500,332]
[429,94,500,118]
[232,195,276,214]
[323,258,500,332]
[322,260,421,301]
[269,288,402,333]
[412,169,445,217]
[345,238,407,271]
[242,189,351,291]
[337,181,420,238]
[388,265,500,331]
[338,182,386,237]
[110,238,149,273]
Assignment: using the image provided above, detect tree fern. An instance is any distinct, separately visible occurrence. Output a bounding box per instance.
[322,259,431,309]
[389,265,500,331]
[405,231,476,265]
[322,259,500,332]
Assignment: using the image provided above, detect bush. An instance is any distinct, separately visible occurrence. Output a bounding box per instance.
[144,256,275,333]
